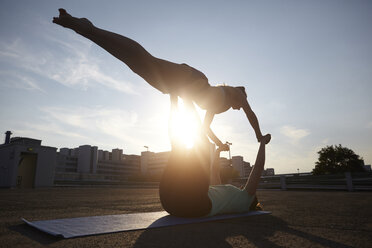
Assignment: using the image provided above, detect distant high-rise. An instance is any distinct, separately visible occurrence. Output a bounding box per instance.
[56,145,140,182]
[232,156,245,177]
[140,151,170,175]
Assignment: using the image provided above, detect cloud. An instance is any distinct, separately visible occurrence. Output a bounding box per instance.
[41,106,139,132]
[41,104,166,146]
[0,26,137,95]
[0,49,19,58]
[367,121,372,129]
[37,105,170,151]
[0,71,46,93]
[20,123,87,140]
[267,143,318,174]
[280,125,310,143]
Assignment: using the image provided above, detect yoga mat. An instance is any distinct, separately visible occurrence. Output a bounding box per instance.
[22,210,271,238]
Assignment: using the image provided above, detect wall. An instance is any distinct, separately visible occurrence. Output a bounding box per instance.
[0,146,16,187]
[0,143,56,188]
[34,147,57,187]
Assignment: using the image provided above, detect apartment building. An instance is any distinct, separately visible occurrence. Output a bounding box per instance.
[56,145,140,181]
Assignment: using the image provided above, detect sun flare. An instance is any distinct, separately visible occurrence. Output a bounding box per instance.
[170,100,201,149]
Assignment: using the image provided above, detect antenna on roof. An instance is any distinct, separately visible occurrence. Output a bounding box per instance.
[4,131,12,144]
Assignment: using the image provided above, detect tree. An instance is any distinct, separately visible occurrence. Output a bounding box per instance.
[312,144,365,175]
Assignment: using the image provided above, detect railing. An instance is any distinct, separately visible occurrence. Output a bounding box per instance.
[54,172,372,190]
[54,179,159,188]
[233,172,372,191]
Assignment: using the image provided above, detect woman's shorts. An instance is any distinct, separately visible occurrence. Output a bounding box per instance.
[207,184,255,217]
[155,60,210,96]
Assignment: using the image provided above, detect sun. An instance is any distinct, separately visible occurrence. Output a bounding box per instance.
[170,99,201,149]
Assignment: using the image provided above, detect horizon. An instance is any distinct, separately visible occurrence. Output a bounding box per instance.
[2,128,369,174]
[1,0,371,174]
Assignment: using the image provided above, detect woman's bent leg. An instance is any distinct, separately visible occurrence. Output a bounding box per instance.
[159,146,212,217]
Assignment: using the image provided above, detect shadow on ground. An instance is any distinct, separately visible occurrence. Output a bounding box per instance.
[133,214,353,248]
[9,224,61,245]
[10,214,353,248]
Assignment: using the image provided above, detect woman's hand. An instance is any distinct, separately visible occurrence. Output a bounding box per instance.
[260,134,271,144]
[217,143,230,152]
[53,8,93,35]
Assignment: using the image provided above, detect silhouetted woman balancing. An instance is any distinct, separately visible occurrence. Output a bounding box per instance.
[53,9,270,150]
[54,9,271,217]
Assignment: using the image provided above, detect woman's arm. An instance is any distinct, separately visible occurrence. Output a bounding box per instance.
[241,99,263,142]
[210,148,222,185]
[168,94,179,150]
[203,111,224,147]
[245,134,270,195]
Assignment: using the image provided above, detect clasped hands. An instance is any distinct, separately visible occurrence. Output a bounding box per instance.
[217,142,230,152]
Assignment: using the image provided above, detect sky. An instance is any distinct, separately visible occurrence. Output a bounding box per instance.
[0,0,371,174]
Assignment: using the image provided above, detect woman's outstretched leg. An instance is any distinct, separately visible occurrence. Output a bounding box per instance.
[53,9,163,89]
[53,8,211,97]
[245,134,271,195]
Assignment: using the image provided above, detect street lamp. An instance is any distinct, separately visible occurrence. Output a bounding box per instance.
[144,146,149,152]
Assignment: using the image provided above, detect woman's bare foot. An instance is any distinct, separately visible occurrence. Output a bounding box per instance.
[53,8,93,35]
